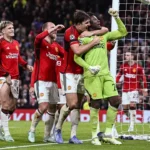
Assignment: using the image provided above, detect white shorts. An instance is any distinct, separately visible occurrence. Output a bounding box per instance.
[0,77,19,99]
[34,80,59,104]
[57,89,66,104]
[122,91,139,105]
[60,73,85,94]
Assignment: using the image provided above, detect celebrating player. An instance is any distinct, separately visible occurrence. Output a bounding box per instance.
[116,51,148,131]
[28,22,65,143]
[74,8,128,145]
[0,21,33,142]
[54,10,108,144]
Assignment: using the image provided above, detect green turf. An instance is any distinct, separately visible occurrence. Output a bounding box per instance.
[0,121,150,150]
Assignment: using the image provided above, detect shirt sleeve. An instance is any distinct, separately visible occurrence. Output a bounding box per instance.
[116,65,123,83]
[0,42,9,76]
[105,18,128,41]
[64,30,79,46]
[74,54,90,70]
[18,54,27,67]
[34,30,49,49]
[138,65,147,89]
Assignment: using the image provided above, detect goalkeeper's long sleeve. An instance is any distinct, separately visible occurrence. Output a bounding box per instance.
[74,54,90,70]
[106,17,128,41]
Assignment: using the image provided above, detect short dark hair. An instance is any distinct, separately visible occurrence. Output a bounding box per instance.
[87,12,95,17]
[73,10,90,24]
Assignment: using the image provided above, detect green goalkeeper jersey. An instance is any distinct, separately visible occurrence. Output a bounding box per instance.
[74,18,127,78]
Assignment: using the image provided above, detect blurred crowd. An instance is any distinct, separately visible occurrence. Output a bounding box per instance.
[0,0,150,110]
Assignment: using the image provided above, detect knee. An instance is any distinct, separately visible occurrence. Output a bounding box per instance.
[39,102,49,113]
[109,96,121,109]
[130,103,136,110]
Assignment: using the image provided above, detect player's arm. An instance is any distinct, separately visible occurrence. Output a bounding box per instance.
[116,65,123,83]
[80,27,109,37]
[74,54,100,75]
[105,8,128,41]
[0,44,11,84]
[35,25,64,48]
[74,54,89,70]
[74,37,100,75]
[65,31,100,55]
[0,43,9,77]
[139,66,148,96]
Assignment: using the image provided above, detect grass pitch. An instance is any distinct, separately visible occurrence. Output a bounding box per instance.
[0,121,150,150]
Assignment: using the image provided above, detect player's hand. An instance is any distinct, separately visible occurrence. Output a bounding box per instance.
[29,87,36,104]
[26,65,33,72]
[92,36,100,46]
[55,24,65,31]
[142,89,148,97]
[89,65,100,75]
[80,31,93,38]
[108,8,119,18]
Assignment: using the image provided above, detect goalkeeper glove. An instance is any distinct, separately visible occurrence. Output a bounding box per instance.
[89,66,100,75]
[108,8,119,18]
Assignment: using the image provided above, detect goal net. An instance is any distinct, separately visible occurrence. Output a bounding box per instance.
[114,0,150,140]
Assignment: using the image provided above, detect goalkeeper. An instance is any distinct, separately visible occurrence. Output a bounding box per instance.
[74,8,128,145]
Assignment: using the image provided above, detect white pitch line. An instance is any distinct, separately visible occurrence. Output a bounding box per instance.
[0,139,91,150]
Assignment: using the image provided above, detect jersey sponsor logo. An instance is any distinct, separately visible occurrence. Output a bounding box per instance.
[46,52,57,60]
[68,86,71,90]
[6,53,18,59]
[125,73,136,78]
[132,68,136,73]
[70,34,75,40]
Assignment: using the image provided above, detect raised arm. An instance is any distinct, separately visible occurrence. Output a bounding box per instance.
[80,27,109,38]
[106,8,128,41]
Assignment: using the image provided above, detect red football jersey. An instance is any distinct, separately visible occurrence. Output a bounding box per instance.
[62,25,83,74]
[0,38,27,79]
[34,31,64,83]
[116,62,147,92]
[56,57,64,89]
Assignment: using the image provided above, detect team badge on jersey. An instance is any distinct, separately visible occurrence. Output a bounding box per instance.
[40,93,44,97]
[0,79,3,84]
[132,68,136,73]
[100,36,103,40]
[70,34,75,40]
[93,93,97,97]
[68,86,71,90]
[16,45,19,51]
